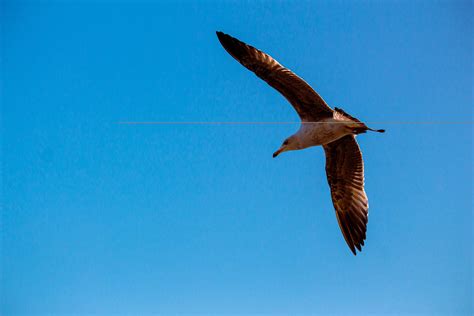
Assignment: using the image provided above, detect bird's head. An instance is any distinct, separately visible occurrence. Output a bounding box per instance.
[273,135,300,158]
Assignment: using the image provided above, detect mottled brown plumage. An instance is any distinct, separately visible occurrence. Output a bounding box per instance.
[216,31,333,122]
[216,31,384,255]
[323,135,368,254]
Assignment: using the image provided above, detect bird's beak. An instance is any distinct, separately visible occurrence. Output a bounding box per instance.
[273,146,285,158]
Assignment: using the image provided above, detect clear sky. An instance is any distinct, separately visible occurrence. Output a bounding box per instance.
[2,1,472,315]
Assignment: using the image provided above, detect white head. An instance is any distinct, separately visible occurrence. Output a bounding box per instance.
[273,135,301,158]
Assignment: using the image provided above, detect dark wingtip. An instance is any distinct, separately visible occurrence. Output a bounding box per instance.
[216,31,233,49]
[377,129,386,133]
[216,31,227,41]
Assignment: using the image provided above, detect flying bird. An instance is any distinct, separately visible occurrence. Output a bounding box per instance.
[216,31,385,255]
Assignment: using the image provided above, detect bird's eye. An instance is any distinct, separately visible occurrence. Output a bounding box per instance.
[283,140,289,145]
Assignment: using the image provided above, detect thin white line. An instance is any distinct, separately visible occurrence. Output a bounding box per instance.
[116,121,474,125]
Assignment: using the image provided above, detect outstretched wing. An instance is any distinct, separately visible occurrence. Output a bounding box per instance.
[216,31,333,122]
[323,135,369,255]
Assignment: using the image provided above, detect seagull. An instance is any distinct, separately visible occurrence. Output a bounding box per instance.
[216,31,385,255]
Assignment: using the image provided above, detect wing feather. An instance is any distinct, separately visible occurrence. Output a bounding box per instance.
[216,31,333,121]
[323,135,369,255]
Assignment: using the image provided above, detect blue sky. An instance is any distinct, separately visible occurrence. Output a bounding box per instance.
[1,1,472,315]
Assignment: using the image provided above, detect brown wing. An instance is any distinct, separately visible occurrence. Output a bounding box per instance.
[216,31,333,122]
[323,135,368,255]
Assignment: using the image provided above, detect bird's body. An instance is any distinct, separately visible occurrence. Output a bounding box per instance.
[296,119,353,148]
[216,31,384,255]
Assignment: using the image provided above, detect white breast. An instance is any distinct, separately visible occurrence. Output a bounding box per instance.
[297,118,351,148]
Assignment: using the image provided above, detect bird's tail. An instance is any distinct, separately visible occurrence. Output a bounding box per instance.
[367,127,385,133]
[350,124,385,135]
[334,107,385,134]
